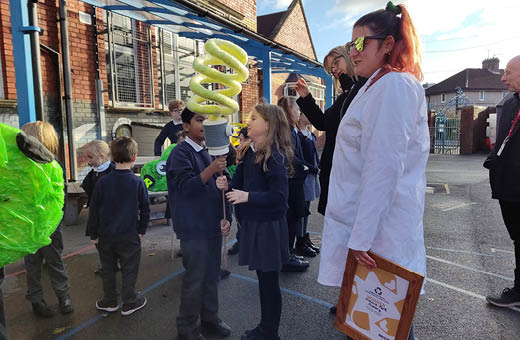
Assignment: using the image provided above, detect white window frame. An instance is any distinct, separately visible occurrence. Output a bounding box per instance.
[441,93,446,103]
[156,28,178,111]
[479,90,485,101]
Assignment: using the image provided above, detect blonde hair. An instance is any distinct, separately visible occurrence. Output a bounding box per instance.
[323,46,357,93]
[21,121,59,155]
[80,140,110,162]
[240,104,294,175]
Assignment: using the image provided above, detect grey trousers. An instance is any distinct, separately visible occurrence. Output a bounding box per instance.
[0,267,7,340]
[23,229,70,303]
[177,236,222,335]
[96,238,141,305]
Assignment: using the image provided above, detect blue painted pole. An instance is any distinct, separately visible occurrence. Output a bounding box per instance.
[262,50,272,104]
[10,0,37,127]
[325,74,334,109]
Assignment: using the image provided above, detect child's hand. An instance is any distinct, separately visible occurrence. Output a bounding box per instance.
[210,156,227,174]
[216,176,228,191]
[91,238,99,245]
[225,189,249,204]
[220,219,230,236]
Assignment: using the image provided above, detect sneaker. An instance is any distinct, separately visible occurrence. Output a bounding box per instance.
[486,287,520,307]
[121,297,146,315]
[31,300,55,318]
[96,299,119,312]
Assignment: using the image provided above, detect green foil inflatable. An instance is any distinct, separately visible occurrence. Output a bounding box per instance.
[141,144,176,192]
[0,123,65,267]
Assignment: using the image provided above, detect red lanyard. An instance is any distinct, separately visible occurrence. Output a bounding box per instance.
[507,108,520,138]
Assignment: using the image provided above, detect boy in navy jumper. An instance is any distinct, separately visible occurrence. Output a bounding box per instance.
[88,136,150,316]
[167,108,232,340]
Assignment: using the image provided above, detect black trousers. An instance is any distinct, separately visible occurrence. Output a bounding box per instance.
[499,200,520,288]
[23,229,70,303]
[0,267,7,340]
[256,270,282,338]
[96,237,141,305]
[177,237,222,335]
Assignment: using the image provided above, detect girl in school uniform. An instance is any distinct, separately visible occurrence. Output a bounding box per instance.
[216,104,293,340]
[318,2,428,339]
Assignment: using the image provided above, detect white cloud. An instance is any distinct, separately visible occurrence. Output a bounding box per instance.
[317,0,520,83]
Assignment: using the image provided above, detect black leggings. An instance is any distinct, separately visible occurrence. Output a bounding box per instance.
[256,270,282,338]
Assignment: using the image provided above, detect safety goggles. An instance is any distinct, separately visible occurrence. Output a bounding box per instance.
[345,35,387,55]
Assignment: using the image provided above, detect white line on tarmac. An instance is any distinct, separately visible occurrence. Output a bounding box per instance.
[441,202,477,211]
[491,248,514,254]
[426,278,520,313]
[426,246,505,258]
[426,255,513,281]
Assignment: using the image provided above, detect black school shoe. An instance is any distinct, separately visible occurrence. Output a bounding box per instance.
[486,287,520,307]
[281,254,309,272]
[242,326,280,340]
[178,330,206,340]
[294,237,317,257]
[304,233,320,254]
[201,319,231,337]
[121,297,147,315]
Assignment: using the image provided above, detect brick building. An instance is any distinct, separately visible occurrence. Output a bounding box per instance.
[2,0,329,180]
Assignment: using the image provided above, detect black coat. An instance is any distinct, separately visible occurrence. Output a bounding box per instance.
[296,76,367,214]
[484,93,520,202]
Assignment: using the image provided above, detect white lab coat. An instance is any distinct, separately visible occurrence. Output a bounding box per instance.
[317,70,429,289]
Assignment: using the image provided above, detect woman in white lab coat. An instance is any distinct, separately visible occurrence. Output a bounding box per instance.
[318,3,428,337]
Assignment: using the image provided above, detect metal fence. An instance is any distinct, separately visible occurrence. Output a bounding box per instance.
[431,115,461,154]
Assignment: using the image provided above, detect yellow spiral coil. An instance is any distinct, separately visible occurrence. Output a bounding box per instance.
[187,39,249,119]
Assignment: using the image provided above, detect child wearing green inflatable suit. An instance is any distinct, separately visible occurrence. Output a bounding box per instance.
[21,121,73,318]
[88,136,150,316]
[167,108,233,340]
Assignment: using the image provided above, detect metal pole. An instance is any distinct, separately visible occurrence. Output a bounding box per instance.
[10,0,37,127]
[58,0,77,180]
[28,0,44,121]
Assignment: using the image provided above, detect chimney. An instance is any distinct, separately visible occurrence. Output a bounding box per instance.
[482,57,500,73]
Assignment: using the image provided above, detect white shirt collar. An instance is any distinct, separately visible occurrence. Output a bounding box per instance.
[250,142,256,152]
[94,160,111,172]
[185,136,204,152]
[173,119,182,125]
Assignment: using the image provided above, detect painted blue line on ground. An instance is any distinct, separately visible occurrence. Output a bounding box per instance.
[308,231,322,236]
[226,239,237,247]
[230,273,334,308]
[55,269,185,340]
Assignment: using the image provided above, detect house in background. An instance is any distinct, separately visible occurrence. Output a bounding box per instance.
[426,58,509,116]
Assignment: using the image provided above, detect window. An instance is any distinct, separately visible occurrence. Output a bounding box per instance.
[104,12,154,108]
[441,93,446,103]
[157,28,177,110]
[178,37,198,103]
[479,91,485,101]
[284,82,325,111]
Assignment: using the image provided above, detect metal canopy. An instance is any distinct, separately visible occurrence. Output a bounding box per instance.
[79,0,333,106]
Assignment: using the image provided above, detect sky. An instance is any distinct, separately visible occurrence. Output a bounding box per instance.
[257,0,520,85]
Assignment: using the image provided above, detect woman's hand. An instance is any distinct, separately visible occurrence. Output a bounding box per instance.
[220,219,231,237]
[226,189,249,204]
[216,175,228,191]
[295,78,310,98]
[349,249,377,269]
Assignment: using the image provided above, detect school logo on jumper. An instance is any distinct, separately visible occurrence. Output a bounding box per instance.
[345,265,408,340]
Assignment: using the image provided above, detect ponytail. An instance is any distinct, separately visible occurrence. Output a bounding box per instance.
[354,2,422,84]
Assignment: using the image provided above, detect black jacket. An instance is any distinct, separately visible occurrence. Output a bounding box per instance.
[296,75,367,214]
[484,93,520,202]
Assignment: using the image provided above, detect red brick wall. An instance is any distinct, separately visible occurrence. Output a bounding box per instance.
[0,2,16,100]
[214,0,257,31]
[272,1,316,60]
[240,63,258,122]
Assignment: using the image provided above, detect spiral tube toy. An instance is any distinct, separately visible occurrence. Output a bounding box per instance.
[187,39,249,156]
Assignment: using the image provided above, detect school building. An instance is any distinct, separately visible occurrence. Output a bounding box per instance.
[1,0,332,181]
